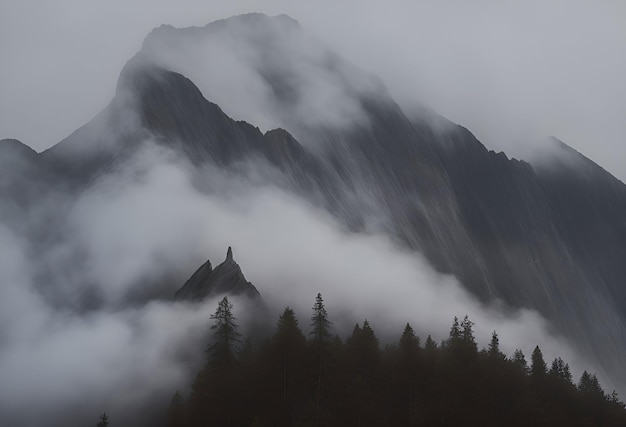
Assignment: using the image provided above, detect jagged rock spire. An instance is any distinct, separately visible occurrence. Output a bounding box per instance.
[174,246,260,301]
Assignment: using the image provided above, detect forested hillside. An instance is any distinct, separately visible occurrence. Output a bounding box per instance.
[155,295,626,427]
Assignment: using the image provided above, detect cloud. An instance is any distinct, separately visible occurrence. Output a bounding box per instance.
[1,0,625,180]
[1,3,625,424]
[188,169,599,383]
[135,13,382,140]
[299,0,626,177]
[3,140,616,425]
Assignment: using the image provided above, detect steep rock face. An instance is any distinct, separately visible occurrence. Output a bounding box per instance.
[0,139,39,190]
[38,92,150,184]
[0,139,54,228]
[174,247,261,301]
[118,14,626,381]
[532,140,626,363]
[118,62,264,166]
[4,13,625,388]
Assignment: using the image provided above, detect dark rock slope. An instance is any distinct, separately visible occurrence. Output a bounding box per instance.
[174,247,261,301]
[115,14,625,382]
[2,13,625,388]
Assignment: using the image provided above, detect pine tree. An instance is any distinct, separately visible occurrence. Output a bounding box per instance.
[449,316,461,343]
[347,319,380,380]
[310,293,332,346]
[460,315,476,345]
[189,296,242,426]
[398,323,421,426]
[399,323,420,360]
[345,320,383,425]
[424,335,438,353]
[272,306,307,424]
[208,296,241,364]
[512,349,528,373]
[530,345,547,378]
[487,331,504,360]
[309,293,332,426]
[608,391,626,409]
[578,371,605,399]
[275,307,306,347]
[548,357,572,384]
[96,413,109,427]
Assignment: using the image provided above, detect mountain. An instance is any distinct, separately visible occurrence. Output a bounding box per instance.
[174,247,261,301]
[1,13,625,391]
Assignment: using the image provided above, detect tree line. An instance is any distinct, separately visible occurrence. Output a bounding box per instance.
[161,294,625,427]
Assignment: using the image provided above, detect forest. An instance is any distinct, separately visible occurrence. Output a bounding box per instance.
[140,294,625,426]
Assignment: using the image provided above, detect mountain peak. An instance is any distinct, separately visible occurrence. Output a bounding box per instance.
[0,138,38,158]
[174,248,260,301]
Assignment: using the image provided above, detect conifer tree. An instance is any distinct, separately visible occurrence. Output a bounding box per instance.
[398,323,421,426]
[272,306,307,423]
[275,307,306,347]
[608,391,626,409]
[512,349,528,373]
[345,320,383,425]
[460,315,476,345]
[548,357,572,384]
[485,331,505,362]
[449,316,461,342]
[399,323,420,360]
[208,296,241,364]
[189,296,242,426]
[310,293,331,346]
[309,293,332,426]
[96,413,109,427]
[347,319,380,379]
[578,371,605,399]
[424,335,438,353]
[530,345,547,377]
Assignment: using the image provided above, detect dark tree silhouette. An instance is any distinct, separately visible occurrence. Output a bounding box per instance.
[548,357,572,384]
[578,371,605,399]
[398,323,421,426]
[423,334,437,353]
[487,331,505,360]
[189,296,242,426]
[460,315,476,347]
[270,306,307,425]
[449,316,461,342]
[208,296,241,364]
[96,413,109,427]
[512,348,528,373]
[309,293,332,427]
[310,293,331,345]
[530,345,547,378]
[164,295,626,427]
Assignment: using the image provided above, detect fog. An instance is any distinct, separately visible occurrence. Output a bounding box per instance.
[0,138,615,425]
[1,2,625,425]
[137,14,381,139]
[1,0,625,180]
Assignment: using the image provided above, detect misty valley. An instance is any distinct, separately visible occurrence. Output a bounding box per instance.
[1,12,626,427]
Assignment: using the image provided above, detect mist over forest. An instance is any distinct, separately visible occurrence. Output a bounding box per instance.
[1,5,626,427]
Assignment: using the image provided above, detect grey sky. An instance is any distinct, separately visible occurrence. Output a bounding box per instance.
[1,3,625,423]
[1,0,625,180]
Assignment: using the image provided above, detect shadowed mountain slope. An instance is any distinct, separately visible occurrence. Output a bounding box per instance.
[174,247,261,301]
[2,12,625,391]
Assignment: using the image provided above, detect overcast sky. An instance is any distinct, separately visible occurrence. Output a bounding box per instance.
[1,3,625,421]
[1,0,625,181]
